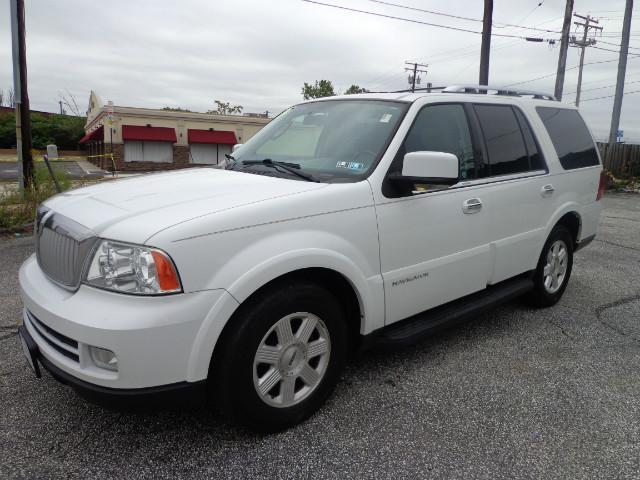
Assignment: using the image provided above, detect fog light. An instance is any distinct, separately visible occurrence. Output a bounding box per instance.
[89,346,118,371]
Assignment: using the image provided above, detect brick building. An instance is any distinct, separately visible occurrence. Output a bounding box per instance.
[81,91,270,171]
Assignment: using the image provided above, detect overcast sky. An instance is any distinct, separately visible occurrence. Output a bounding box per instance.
[1,0,639,141]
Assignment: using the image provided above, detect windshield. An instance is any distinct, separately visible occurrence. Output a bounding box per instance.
[231,100,408,182]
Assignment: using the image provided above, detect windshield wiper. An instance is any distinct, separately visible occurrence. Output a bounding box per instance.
[224,153,238,170]
[242,159,319,182]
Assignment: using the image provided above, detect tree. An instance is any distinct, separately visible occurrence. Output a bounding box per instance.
[344,85,369,95]
[301,80,335,100]
[58,90,82,116]
[0,112,85,149]
[161,106,194,112]
[208,100,243,115]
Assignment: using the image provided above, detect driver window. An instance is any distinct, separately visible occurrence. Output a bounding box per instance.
[402,104,477,181]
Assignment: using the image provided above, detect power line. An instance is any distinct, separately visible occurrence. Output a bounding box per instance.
[565,78,640,95]
[364,0,562,33]
[505,57,637,87]
[596,39,640,51]
[592,45,627,54]
[582,88,640,102]
[301,0,554,40]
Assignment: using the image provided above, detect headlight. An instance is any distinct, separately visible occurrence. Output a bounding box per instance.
[84,240,182,295]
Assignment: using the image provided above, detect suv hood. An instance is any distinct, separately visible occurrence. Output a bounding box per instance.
[44,168,327,243]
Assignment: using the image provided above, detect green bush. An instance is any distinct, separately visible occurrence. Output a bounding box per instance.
[0,112,86,150]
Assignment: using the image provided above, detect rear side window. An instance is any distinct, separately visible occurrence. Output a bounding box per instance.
[514,108,545,171]
[473,105,530,176]
[536,107,600,169]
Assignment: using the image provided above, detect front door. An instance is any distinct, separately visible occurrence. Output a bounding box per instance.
[375,103,493,324]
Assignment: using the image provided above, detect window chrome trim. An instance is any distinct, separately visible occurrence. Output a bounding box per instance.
[405,170,549,198]
[452,169,548,188]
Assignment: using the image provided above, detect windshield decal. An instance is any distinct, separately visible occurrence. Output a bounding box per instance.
[336,161,365,171]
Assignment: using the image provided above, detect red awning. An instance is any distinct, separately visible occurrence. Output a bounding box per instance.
[122,125,177,142]
[79,125,104,143]
[188,129,237,145]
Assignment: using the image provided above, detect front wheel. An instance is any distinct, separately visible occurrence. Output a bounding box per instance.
[526,225,574,307]
[211,281,347,432]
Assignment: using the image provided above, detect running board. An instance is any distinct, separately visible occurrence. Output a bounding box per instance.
[373,275,534,349]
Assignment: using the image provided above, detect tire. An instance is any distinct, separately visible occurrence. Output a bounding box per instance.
[526,225,574,308]
[210,280,348,432]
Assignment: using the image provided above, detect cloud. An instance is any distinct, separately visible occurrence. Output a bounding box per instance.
[0,0,637,140]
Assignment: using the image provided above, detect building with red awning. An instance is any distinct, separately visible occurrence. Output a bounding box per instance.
[82,91,270,172]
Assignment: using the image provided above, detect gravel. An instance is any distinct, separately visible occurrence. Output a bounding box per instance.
[1,194,639,479]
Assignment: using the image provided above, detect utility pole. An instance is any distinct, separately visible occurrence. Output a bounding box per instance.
[572,14,602,107]
[554,0,574,100]
[607,0,634,148]
[404,61,428,92]
[479,0,493,85]
[10,0,34,191]
[59,100,63,115]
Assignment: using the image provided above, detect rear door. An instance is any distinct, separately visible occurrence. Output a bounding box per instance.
[466,103,552,283]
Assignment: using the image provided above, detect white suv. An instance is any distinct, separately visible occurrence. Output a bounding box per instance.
[18,86,604,431]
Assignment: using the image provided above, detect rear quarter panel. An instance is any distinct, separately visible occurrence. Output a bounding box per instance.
[518,100,602,248]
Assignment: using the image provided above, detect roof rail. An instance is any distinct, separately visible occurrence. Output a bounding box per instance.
[442,84,556,101]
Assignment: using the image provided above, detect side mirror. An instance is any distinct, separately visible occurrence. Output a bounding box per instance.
[389,151,459,190]
[232,143,243,152]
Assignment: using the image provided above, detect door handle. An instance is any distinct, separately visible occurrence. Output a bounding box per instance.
[462,198,483,214]
[541,184,555,196]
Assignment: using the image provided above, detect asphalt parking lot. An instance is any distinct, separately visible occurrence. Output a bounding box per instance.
[1,193,639,479]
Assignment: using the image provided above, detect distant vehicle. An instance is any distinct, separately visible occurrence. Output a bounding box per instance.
[19,85,604,431]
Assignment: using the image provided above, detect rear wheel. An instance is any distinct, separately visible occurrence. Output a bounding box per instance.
[527,225,574,307]
[211,281,347,432]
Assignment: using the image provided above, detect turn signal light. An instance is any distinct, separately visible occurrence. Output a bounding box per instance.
[151,250,181,291]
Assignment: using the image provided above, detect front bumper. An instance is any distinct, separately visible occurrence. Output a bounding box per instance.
[19,254,225,390]
[18,324,206,407]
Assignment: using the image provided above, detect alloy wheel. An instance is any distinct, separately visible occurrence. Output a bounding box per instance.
[252,312,331,408]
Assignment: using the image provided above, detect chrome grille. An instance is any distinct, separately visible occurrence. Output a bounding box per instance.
[38,227,80,286]
[36,207,98,290]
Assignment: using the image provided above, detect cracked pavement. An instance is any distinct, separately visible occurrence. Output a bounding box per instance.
[1,194,639,479]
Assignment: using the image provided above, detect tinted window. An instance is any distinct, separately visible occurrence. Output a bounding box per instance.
[401,104,477,180]
[536,107,600,169]
[514,108,545,171]
[474,105,529,176]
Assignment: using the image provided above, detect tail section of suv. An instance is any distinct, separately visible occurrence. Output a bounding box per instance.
[18,86,602,431]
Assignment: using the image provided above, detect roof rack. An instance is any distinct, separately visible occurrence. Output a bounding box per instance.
[442,85,556,101]
[385,84,556,101]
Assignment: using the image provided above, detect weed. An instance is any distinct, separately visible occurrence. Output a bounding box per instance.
[0,166,72,231]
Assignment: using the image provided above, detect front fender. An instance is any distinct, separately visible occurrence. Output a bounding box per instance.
[184,228,384,382]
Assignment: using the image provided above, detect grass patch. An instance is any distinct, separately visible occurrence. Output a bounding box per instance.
[0,167,72,231]
[0,153,87,162]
